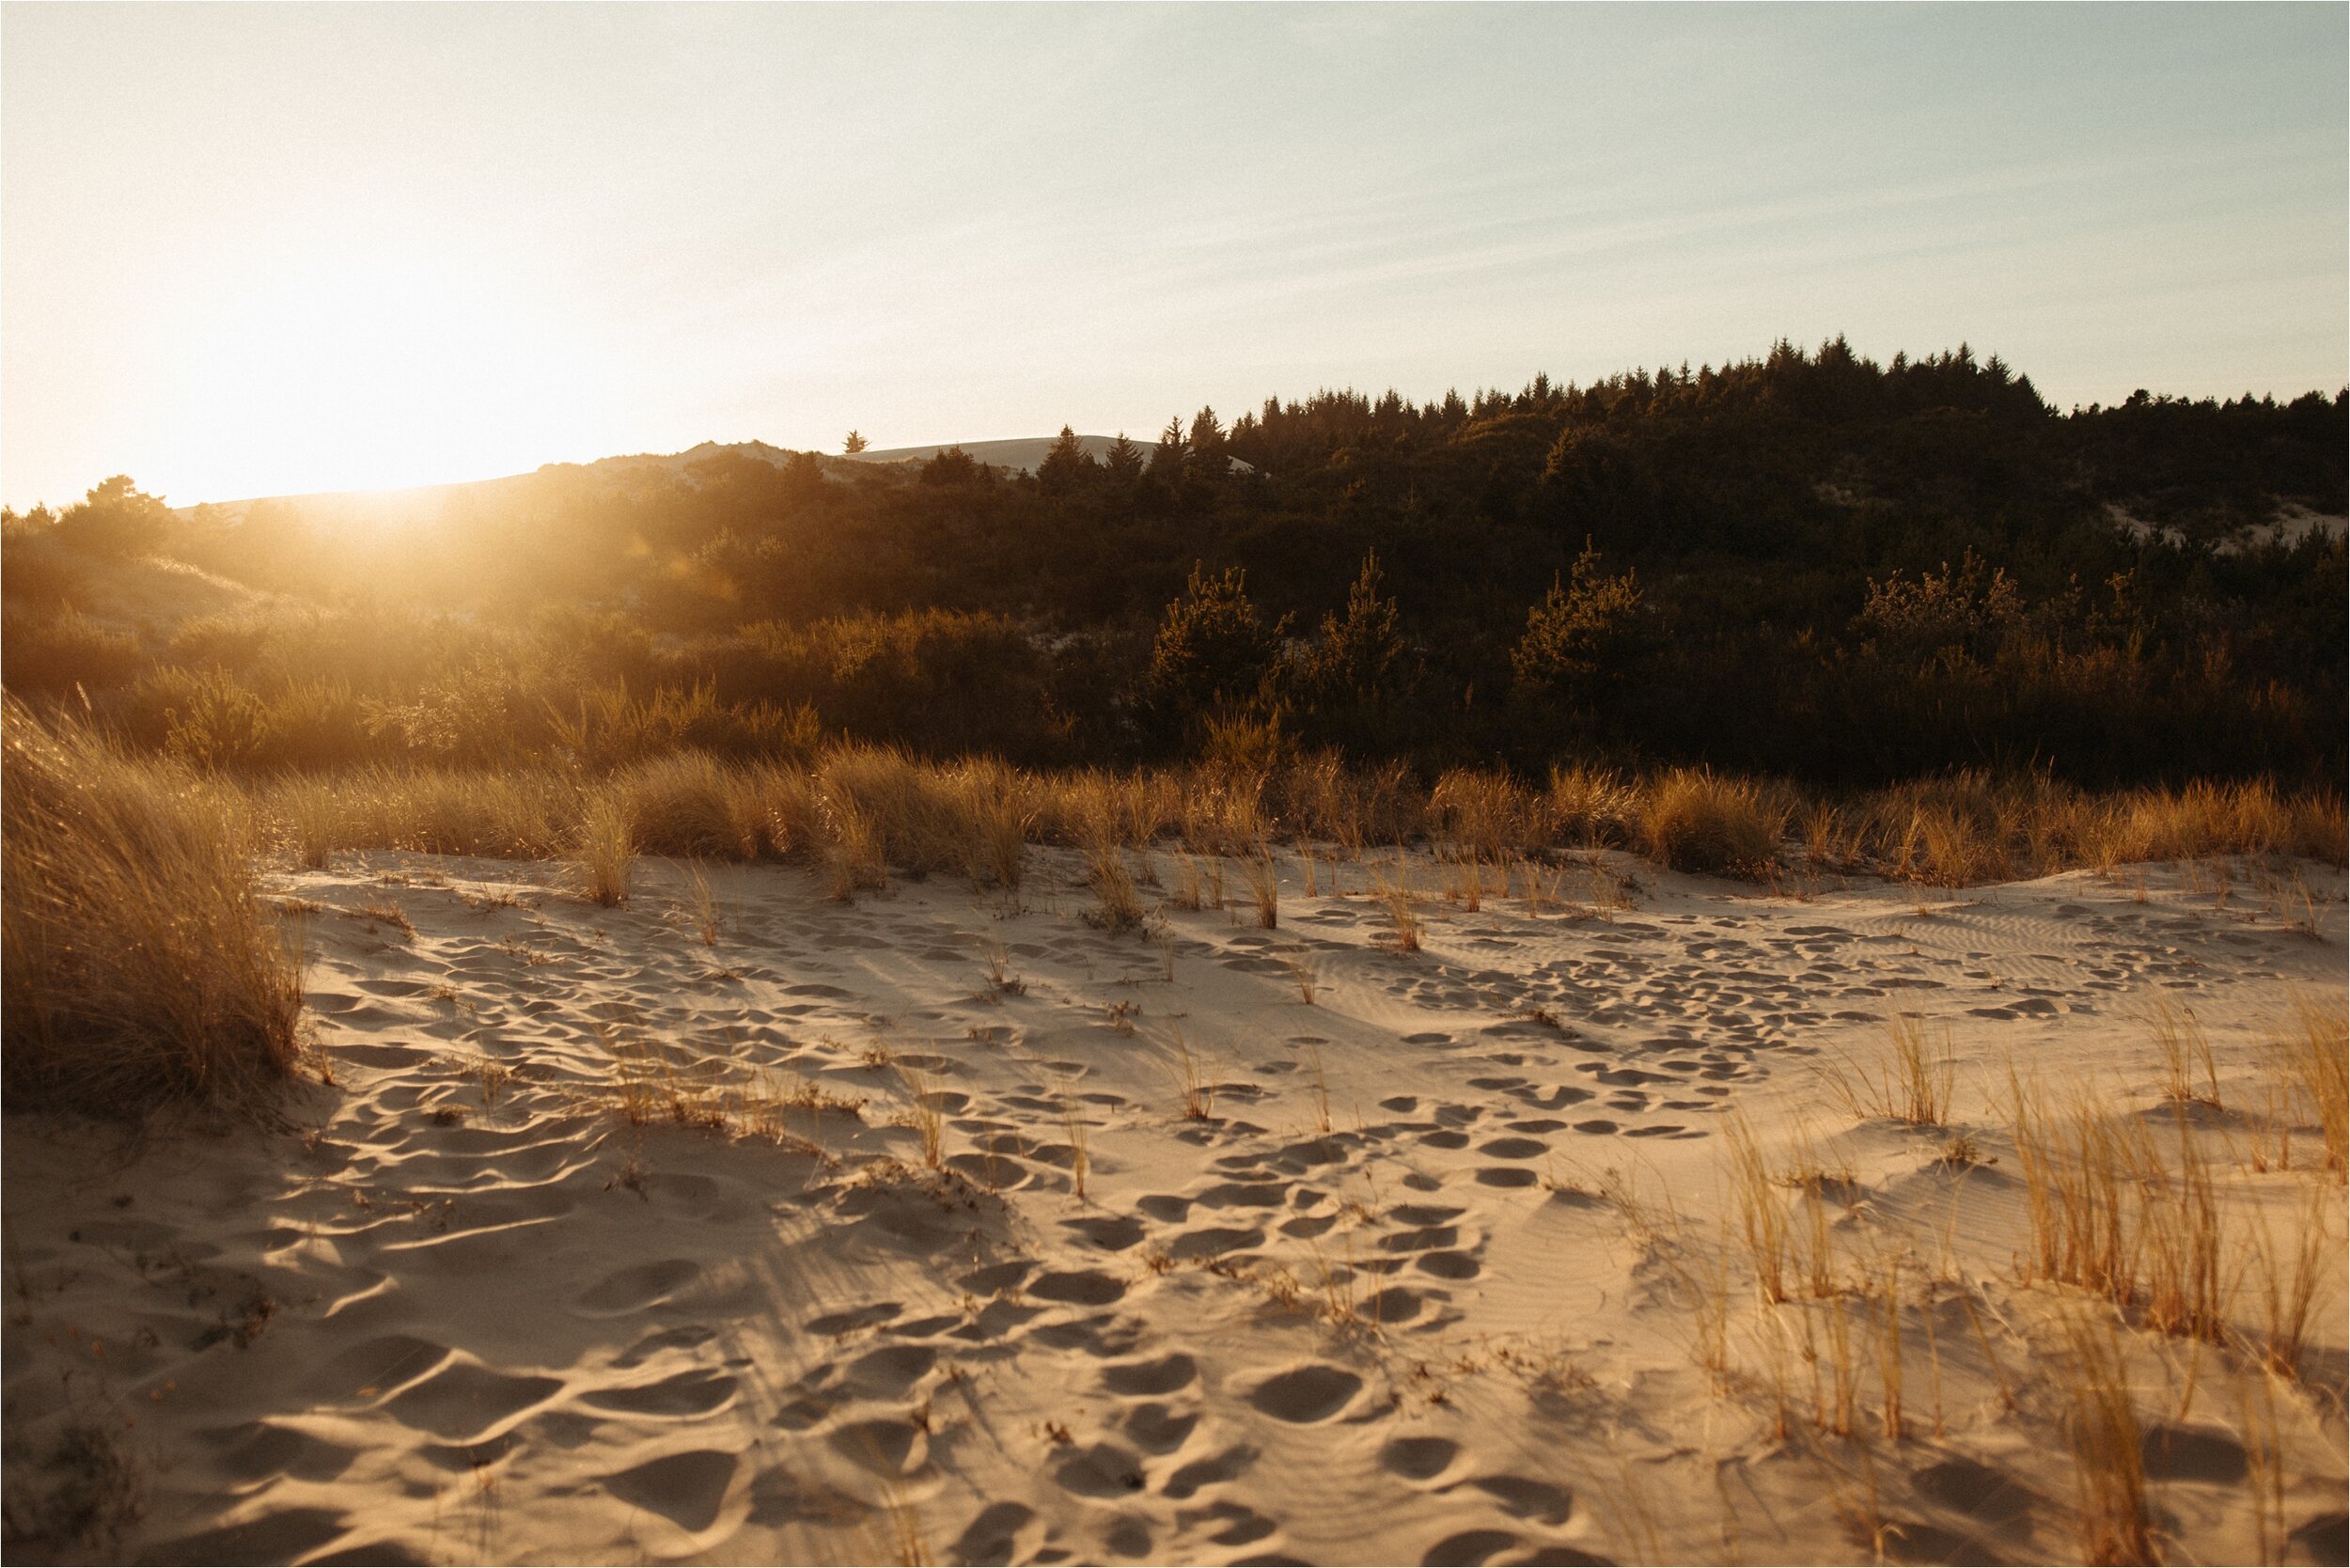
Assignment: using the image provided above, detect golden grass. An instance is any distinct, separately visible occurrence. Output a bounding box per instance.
[1722,1116,1791,1305]
[573,794,635,906]
[1370,858,1422,952]
[2057,1306,2154,1566]
[894,1064,947,1168]
[2266,995,2348,1178]
[2246,1184,2335,1377]
[1240,847,1279,929]
[2151,1000,2220,1109]
[2008,1077,2140,1305]
[80,731,2346,909]
[2,698,303,1113]
[1167,1027,1216,1121]
[1082,837,1146,934]
[1824,1012,1953,1126]
[1637,767,1786,879]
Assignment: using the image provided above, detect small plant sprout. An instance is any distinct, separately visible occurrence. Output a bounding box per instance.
[1167,1027,1216,1122]
[1823,1011,1953,1126]
[1373,858,1422,952]
[1283,950,1320,1005]
[895,1063,947,1168]
[2151,999,2220,1108]
[684,859,719,945]
[1241,845,1279,929]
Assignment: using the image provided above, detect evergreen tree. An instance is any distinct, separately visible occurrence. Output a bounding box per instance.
[1104,432,1143,480]
[842,430,869,454]
[57,476,171,558]
[1511,541,1661,728]
[1303,552,1406,711]
[1037,426,1097,495]
[1187,406,1226,470]
[1150,416,1186,477]
[1144,562,1287,725]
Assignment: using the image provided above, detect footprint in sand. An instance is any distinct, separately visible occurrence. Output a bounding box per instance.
[1421,1527,1522,1565]
[1454,1474,1576,1526]
[1122,1402,1200,1453]
[1104,1353,1199,1396]
[575,1258,701,1314]
[828,1417,927,1476]
[1381,1435,1459,1480]
[580,1369,738,1418]
[1244,1364,1361,1423]
[1026,1268,1127,1306]
[384,1359,563,1441]
[603,1449,739,1532]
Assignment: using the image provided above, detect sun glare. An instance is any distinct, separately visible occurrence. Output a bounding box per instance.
[156,230,621,501]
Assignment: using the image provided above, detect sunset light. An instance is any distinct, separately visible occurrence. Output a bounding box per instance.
[3,8,2342,1566]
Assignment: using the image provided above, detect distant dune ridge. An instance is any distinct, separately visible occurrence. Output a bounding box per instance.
[172,434,1171,526]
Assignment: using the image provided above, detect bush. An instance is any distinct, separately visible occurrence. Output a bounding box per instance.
[0,605,145,698]
[1638,767,1787,878]
[1,698,302,1113]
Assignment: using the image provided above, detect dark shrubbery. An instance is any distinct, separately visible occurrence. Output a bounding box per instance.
[3,338,2342,791]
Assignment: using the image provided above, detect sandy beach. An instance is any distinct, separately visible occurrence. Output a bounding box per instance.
[7,845,2342,1564]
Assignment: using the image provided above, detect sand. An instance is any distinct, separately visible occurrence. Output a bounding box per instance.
[5,846,2344,1565]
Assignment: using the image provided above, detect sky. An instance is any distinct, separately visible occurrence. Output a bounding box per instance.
[3,3,2344,510]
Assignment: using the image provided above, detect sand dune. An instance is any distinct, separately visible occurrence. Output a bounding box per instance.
[5,847,2344,1564]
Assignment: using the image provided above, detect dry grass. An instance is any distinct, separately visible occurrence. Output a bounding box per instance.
[574,794,635,906]
[1167,1028,1216,1121]
[1082,836,1147,934]
[2125,1111,2229,1343]
[2,698,303,1113]
[1823,1012,1953,1127]
[81,737,2350,912]
[682,861,720,945]
[2057,1306,2154,1566]
[2245,1184,2334,1378]
[2151,1000,2220,1109]
[895,1064,947,1168]
[1371,858,1422,952]
[2008,1077,2139,1305]
[1239,847,1280,929]
[1637,767,1786,879]
[2265,994,2348,1178]
[1723,1116,1791,1305]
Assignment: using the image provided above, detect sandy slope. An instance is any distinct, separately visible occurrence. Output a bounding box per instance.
[5,848,2345,1565]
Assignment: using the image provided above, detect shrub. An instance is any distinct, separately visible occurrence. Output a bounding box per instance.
[0,605,146,698]
[616,751,762,859]
[1638,767,1785,878]
[1,698,302,1113]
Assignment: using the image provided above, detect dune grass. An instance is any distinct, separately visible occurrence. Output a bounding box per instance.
[170,737,2349,901]
[1,698,303,1113]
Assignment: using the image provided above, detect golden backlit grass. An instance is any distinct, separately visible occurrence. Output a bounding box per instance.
[1,698,302,1113]
[211,741,2344,904]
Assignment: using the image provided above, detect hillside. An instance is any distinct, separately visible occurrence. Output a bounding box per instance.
[12,338,2347,788]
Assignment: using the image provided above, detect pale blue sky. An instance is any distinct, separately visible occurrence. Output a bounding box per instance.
[4,3,2343,508]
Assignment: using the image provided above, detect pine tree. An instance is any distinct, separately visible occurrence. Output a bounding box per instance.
[1187,407,1226,472]
[1151,416,1186,477]
[843,431,869,454]
[1511,541,1661,721]
[1104,432,1143,480]
[1038,426,1097,494]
